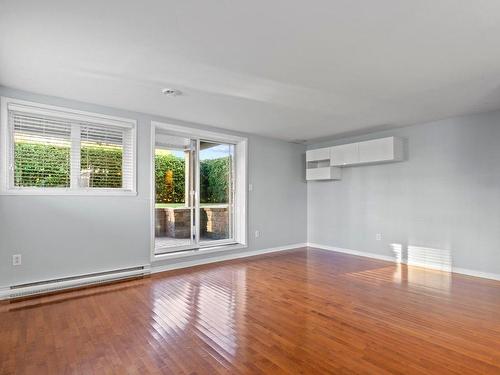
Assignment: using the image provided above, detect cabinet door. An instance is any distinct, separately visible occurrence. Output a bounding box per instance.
[306,147,330,162]
[330,143,359,166]
[307,168,328,180]
[358,137,395,163]
[306,167,341,180]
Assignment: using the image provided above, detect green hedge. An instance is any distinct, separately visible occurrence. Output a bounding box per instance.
[14,143,230,200]
[81,146,123,188]
[14,143,124,188]
[155,154,230,204]
[200,158,230,203]
[14,143,71,187]
[155,153,186,203]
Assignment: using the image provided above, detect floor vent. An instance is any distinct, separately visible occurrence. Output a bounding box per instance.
[3,265,150,300]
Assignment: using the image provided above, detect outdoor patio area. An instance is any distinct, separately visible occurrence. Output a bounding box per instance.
[155,204,230,251]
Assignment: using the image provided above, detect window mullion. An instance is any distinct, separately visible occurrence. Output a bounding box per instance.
[70,124,81,189]
[7,110,15,189]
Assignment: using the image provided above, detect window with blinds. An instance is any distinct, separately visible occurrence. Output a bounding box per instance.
[1,98,136,194]
[12,112,72,188]
[80,124,125,188]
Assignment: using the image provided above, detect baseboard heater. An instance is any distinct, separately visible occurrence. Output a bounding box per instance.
[1,265,151,300]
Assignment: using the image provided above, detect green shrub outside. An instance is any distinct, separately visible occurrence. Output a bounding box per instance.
[199,158,230,203]
[155,154,230,204]
[154,153,186,203]
[14,143,230,202]
[81,145,123,187]
[14,143,123,188]
[14,143,71,187]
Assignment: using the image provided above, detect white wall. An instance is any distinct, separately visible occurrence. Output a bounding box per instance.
[7,85,500,286]
[0,87,307,287]
[308,110,500,276]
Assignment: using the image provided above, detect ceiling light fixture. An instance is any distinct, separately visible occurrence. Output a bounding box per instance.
[161,88,182,97]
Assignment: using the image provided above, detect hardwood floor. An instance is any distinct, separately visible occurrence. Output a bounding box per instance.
[1,247,500,374]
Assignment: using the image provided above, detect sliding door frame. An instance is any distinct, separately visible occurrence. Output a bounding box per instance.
[153,138,198,254]
[197,139,236,249]
[150,121,248,261]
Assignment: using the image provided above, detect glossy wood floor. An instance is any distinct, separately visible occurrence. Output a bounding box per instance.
[2,247,500,374]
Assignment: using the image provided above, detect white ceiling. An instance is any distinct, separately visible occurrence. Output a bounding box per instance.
[2,1,500,142]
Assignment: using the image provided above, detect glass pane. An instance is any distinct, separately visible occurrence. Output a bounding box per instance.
[199,141,234,243]
[80,125,123,188]
[154,134,195,253]
[12,112,71,187]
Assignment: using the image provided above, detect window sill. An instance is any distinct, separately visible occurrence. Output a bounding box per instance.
[0,188,137,196]
[152,243,247,263]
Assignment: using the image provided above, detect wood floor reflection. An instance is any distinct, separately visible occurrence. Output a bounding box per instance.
[2,247,500,374]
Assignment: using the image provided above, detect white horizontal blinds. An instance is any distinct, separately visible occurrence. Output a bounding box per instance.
[10,111,71,188]
[79,123,125,189]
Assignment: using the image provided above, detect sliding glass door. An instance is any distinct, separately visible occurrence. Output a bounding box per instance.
[154,134,197,253]
[154,132,235,254]
[199,141,234,246]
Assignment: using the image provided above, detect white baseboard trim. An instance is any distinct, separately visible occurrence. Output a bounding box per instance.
[152,242,307,275]
[1,244,306,300]
[450,267,500,282]
[308,243,396,263]
[307,242,500,282]
[4,242,496,300]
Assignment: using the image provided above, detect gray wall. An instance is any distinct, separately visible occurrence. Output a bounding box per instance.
[308,111,500,275]
[0,86,307,287]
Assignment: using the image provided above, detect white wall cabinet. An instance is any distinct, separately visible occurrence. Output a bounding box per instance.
[330,136,402,167]
[306,147,330,162]
[306,136,403,181]
[306,146,341,181]
[306,166,341,181]
[330,143,359,166]
[358,137,403,164]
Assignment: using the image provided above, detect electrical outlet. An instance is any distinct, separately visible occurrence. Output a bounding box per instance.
[248,184,253,191]
[255,230,260,238]
[375,233,382,241]
[12,254,22,266]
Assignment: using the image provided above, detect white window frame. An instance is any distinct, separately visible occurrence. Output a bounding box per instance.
[0,97,137,196]
[151,121,248,261]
